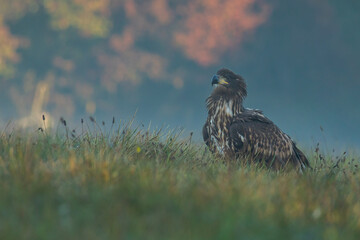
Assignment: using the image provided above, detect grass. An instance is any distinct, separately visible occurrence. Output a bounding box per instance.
[0,117,359,240]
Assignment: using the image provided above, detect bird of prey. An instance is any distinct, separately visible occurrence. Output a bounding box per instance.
[203,68,309,170]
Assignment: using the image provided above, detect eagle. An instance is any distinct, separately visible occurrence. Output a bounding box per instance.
[203,68,310,170]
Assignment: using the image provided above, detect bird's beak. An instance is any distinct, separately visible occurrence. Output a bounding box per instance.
[212,75,219,85]
[212,75,228,86]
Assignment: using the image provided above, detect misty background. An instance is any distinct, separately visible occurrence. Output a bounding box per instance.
[0,0,359,150]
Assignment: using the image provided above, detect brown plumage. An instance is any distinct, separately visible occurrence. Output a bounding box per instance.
[203,68,310,170]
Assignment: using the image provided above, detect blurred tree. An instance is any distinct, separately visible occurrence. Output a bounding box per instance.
[43,0,111,37]
[0,0,269,123]
[0,17,22,78]
[174,0,269,65]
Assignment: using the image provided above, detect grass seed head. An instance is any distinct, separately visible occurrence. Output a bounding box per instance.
[60,117,67,126]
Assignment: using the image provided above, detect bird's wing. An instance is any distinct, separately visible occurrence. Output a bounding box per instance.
[229,112,295,166]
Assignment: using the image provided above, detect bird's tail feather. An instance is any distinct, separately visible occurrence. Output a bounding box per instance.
[293,143,311,170]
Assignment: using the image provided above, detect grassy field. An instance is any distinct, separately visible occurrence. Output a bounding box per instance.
[0,118,359,240]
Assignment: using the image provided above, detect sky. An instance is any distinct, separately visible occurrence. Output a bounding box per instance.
[0,0,359,150]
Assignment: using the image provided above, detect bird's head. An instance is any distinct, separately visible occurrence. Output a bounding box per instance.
[211,68,247,100]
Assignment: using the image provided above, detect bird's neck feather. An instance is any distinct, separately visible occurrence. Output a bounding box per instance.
[207,96,243,117]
